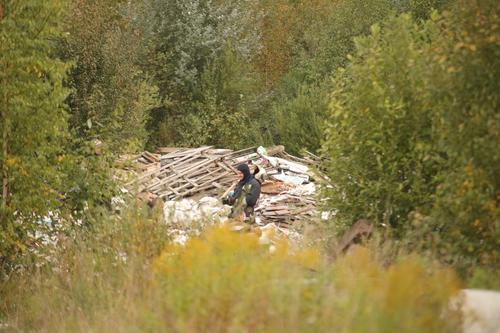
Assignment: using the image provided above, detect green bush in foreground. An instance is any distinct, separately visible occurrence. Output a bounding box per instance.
[1,218,461,332]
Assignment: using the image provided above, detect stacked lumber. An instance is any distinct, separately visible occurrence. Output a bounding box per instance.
[125,145,318,225]
[126,146,273,200]
[255,182,316,225]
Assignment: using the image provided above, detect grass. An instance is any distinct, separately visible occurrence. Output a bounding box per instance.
[0,208,462,332]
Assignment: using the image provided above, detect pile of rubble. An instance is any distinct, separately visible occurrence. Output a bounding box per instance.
[125,145,321,226]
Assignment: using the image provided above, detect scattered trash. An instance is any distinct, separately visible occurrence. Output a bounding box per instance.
[272,173,308,186]
[122,145,323,246]
[163,196,231,225]
[126,145,316,201]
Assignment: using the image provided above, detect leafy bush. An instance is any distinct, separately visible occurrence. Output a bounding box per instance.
[145,0,262,148]
[62,0,158,153]
[175,47,265,149]
[272,82,330,154]
[321,14,441,229]
[321,1,499,270]
[270,0,394,154]
[428,1,500,270]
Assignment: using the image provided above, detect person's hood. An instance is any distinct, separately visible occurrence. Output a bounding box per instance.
[237,163,252,184]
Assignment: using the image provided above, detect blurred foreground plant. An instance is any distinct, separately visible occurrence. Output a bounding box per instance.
[1,220,461,332]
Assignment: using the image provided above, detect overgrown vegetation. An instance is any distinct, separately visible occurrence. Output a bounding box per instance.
[1,0,498,329]
[0,215,461,332]
[1,0,71,269]
[321,1,499,273]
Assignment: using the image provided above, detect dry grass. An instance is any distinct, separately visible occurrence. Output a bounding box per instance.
[1,213,462,333]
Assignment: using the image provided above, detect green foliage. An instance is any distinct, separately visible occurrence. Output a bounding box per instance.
[62,143,117,213]
[468,268,500,291]
[392,0,451,21]
[295,0,393,80]
[321,14,441,229]
[150,47,261,149]
[321,1,499,270]
[0,0,71,267]
[428,1,500,269]
[146,0,262,148]
[270,0,394,155]
[269,0,451,156]
[175,47,264,149]
[62,0,158,153]
[272,82,329,154]
[0,0,496,292]
[148,0,260,102]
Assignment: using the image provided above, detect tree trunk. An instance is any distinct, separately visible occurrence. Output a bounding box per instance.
[1,62,8,212]
[1,96,8,212]
[2,124,7,211]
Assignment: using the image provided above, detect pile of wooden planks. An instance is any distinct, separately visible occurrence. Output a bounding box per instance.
[255,189,316,225]
[127,146,274,200]
[126,145,318,225]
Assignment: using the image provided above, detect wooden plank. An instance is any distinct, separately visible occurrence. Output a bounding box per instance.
[155,151,211,178]
[173,170,233,199]
[224,146,256,158]
[156,147,186,154]
[142,151,160,163]
[172,171,230,198]
[126,146,212,187]
[147,155,218,191]
[154,164,228,195]
[290,206,314,215]
[211,182,224,189]
[265,205,290,211]
[183,176,198,187]
[281,152,311,165]
[167,186,180,195]
[216,161,236,174]
[230,153,260,165]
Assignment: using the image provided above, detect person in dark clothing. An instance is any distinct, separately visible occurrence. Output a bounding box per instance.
[224,163,261,221]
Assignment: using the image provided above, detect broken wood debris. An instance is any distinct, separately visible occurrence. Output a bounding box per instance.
[334,219,373,256]
[125,145,319,225]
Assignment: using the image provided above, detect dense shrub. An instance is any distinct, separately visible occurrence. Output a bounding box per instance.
[321,1,499,270]
[321,14,441,229]
[428,1,500,269]
[145,0,263,149]
[62,0,158,153]
[162,47,265,149]
[272,82,330,154]
[270,0,394,154]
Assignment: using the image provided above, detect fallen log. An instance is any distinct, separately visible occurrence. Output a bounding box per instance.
[335,219,373,256]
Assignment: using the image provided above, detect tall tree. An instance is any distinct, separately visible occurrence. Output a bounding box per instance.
[0,0,70,264]
[62,0,157,153]
[146,0,261,147]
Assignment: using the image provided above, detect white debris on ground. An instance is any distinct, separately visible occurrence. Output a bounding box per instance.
[162,195,305,250]
[122,145,323,248]
[163,197,231,225]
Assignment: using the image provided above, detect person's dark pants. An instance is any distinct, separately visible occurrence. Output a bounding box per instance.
[244,206,254,217]
[244,206,255,223]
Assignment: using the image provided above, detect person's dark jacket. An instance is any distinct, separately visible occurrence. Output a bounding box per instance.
[230,164,261,207]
